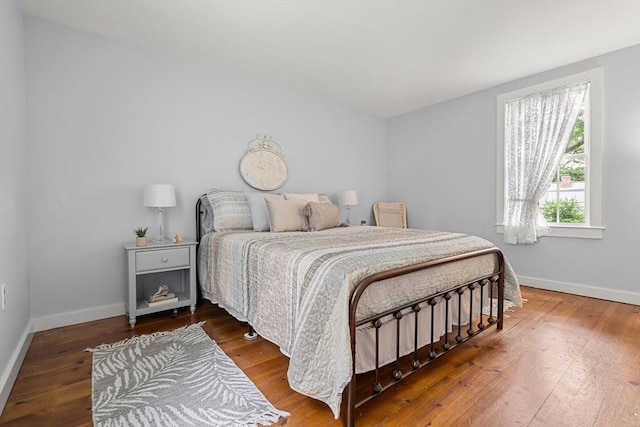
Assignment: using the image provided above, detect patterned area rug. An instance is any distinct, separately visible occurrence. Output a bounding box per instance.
[87,323,288,427]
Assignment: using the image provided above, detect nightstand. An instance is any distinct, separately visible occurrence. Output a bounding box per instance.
[123,240,197,327]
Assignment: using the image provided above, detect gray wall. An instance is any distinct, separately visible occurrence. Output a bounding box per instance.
[388,45,640,299]
[24,16,388,320]
[0,0,31,410]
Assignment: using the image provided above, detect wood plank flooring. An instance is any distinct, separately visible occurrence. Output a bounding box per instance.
[1,286,638,426]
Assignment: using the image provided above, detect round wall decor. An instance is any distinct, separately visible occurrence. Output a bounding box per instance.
[239,135,289,191]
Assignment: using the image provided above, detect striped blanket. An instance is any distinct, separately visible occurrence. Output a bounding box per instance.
[198,226,521,417]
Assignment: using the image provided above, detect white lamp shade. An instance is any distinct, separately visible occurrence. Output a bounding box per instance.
[340,190,358,206]
[143,184,176,207]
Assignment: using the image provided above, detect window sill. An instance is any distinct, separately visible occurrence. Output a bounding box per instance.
[495,224,604,239]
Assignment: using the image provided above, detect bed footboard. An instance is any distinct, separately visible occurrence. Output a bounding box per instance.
[346,248,505,427]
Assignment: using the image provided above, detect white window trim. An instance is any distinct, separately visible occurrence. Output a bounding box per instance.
[496,69,604,239]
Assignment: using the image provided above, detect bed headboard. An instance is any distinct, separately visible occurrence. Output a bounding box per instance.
[195,194,206,243]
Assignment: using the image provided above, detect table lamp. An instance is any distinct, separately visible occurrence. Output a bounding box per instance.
[143,184,176,242]
[339,190,358,225]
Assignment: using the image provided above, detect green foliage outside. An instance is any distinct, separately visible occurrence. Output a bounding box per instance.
[565,109,584,155]
[552,109,585,183]
[540,198,585,223]
[540,105,588,223]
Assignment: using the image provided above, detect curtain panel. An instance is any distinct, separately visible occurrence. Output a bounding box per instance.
[503,82,588,244]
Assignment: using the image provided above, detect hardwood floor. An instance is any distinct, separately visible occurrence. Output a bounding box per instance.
[1,286,638,426]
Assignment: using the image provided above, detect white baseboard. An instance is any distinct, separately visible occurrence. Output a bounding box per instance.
[0,319,34,415]
[1,304,125,413]
[33,303,125,332]
[519,275,640,306]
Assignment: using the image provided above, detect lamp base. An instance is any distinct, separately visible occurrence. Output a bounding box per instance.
[154,208,168,243]
[152,237,171,243]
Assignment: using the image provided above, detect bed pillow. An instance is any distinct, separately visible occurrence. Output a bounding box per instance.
[318,193,331,203]
[304,201,340,231]
[283,192,320,202]
[204,190,253,231]
[244,192,285,231]
[266,199,309,232]
[199,193,215,235]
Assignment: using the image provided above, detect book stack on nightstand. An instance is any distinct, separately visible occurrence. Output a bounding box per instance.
[146,284,178,306]
[123,240,197,327]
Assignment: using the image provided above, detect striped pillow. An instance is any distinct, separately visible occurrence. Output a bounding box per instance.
[204,190,253,231]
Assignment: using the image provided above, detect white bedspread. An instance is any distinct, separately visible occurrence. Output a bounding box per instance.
[198,226,521,417]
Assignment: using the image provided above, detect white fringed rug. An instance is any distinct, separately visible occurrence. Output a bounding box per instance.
[483,298,526,317]
[87,323,288,427]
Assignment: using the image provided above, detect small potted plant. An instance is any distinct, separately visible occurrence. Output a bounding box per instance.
[134,226,148,247]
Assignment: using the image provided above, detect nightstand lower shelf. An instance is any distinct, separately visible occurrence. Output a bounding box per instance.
[135,292,196,315]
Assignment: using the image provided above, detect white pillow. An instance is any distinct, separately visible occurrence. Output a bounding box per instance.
[244,192,284,232]
[266,199,309,232]
[318,193,331,203]
[283,192,320,202]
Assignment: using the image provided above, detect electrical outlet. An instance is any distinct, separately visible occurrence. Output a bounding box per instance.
[1,283,5,310]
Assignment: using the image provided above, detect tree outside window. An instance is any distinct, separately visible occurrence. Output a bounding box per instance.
[540,108,587,224]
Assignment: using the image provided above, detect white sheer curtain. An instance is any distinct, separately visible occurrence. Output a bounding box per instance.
[503,82,588,244]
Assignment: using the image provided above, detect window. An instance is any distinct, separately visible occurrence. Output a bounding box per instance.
[496,69,603,240]
[541,106,587,224]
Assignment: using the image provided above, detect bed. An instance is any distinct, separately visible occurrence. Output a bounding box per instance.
[195,190,521,426]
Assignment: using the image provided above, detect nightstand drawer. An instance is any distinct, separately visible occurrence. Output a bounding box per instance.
[136,247,190,272]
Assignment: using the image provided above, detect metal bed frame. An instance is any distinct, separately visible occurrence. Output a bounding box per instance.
[346,248,504,426]
[195,196,505,426]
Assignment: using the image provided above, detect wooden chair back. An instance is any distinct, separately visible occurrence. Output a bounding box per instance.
[373,202,407,228]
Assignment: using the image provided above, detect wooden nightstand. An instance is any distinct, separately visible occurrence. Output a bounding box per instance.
[123,240,197,327]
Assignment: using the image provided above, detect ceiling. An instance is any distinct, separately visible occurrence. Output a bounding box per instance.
[18,0,640,118]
